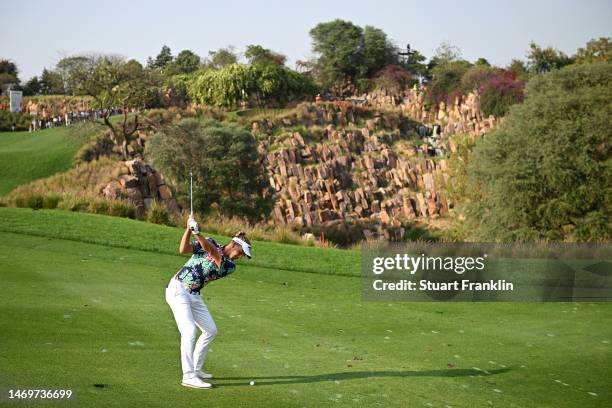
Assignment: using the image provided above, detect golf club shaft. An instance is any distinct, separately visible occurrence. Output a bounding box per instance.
[190,171,193,216]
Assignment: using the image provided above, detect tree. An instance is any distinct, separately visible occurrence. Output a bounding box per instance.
[55,55,99,94]
[0,59,18,77]
[400,48,428,78]
[426,60,471,106]
[432,42,463,66]
[362,26,398,77]
[309,19,364,90]
[373,65,412,93]
[40,68,65,94]
[460,64,497,93]
[464,62,612,242]
[574,37,612,64]
[78,57,159,159]
[147,45,173,70]
[526,42,573,74]
[244,45,286,66]
[22,76,41,96]
[170,50,201,74]
[188,63,317,108]
[55,55,100,94]
[145,118,272,220]
[475,58,490,66]
[204,47,238,70]
[479,72,525,117]
[0,59,19,88]
[507,59,529,81]
[308,20,408,93]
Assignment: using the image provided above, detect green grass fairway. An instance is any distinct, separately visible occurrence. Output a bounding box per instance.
[0,208,610,407]
[0,124,96,196]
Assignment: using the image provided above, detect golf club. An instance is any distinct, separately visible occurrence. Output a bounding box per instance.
[190,171,193,217]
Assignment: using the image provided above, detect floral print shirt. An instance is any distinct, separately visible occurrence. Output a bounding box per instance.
[175,238,236,294]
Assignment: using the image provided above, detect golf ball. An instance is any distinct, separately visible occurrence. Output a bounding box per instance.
[249,381,255,386]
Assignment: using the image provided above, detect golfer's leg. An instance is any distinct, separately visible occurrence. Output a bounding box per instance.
[168,298,199,380]
[191,298,217,373]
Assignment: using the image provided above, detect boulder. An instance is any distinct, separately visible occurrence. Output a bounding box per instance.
[126,187,143,204]
[102,181,123,199]
[147,173,158,196]
[416,193,427,217]
[119,175,138,189]
[158,185,173,200]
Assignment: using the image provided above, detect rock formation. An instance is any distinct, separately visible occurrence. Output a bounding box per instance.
[101,157,179,218]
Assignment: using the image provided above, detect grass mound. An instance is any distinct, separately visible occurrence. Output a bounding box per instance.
[0,124,99,196]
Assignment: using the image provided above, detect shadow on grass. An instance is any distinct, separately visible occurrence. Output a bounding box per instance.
[213,368,511,387]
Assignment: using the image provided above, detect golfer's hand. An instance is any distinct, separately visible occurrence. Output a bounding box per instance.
[188,218,200,235]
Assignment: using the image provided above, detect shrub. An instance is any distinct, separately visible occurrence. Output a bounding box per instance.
[464,62,612,242]
[146,200,175,226]
[373,65,412,93]
[57,197,90,212]
[460,65,497,94]
[14,194,44,209]
[479,72,525,117]
[108,200,136,219]
[75,131,116,164]
[272,226,302,245]
[42,194,61,209]
[187,63,318,108]
[425,61,471,107]
[145,118,273,221]
[0,110,31,131]
[28,195,44,209]
[88,199,110,215]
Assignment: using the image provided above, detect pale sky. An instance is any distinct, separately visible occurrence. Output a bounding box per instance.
[1,0,610,80]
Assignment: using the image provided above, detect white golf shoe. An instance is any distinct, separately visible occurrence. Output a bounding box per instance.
[181,376,213,389]
[196,371,213,380]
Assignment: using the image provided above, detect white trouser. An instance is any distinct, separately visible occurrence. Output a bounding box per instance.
[165,279,217,380]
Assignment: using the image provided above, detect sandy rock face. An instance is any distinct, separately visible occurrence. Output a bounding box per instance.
[102,158,178,217]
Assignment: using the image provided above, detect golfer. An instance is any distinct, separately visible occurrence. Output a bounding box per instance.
[165,216,251,389]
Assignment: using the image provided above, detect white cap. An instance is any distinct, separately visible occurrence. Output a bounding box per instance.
[232,237,251,259]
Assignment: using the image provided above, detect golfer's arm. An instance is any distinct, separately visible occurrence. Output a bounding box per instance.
[179,228,192,254]
[193,234,222,264]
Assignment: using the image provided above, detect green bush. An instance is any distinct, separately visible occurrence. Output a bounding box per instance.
[272,227,302,245]
[464,62,612,242]
[425,61,471,107]
[0,110,31,131]
[479,73,525,117]
[108,200,136,219]
[146,201,175,226]
[28,195,44,209]
[57,197,90,212]
[146,118,273,221]
[14,194,44,209]
[88,199,110,215]
[460,65,496,93]
[187,63,318,108]
[42,194,61,209]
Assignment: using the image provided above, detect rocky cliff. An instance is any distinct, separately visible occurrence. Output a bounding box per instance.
[254,91,497,241]
[95,89,498,241]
